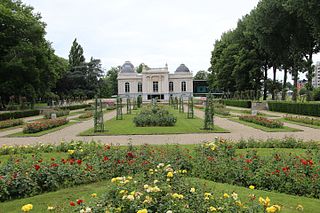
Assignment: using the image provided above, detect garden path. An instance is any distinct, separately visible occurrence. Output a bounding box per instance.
[0,107,319,146]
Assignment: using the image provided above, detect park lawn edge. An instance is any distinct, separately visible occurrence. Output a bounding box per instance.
[228,117,302,132]
[79,124,230,136]
[1,177,318,213]
[228,109,280,118]
[6,121,79,137]
[278,118,320,129]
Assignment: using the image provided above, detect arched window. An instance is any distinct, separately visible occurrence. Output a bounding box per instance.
[138,82,142,92]
[169,82,174,92]
[125,82,130,93]
[181,81,186,92]
[153,81,158,92]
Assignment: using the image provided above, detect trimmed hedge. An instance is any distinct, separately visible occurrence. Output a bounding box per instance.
[0,110,40,121]
[221,100,251,108]
[268,101,320,117]
[58,104,91,111]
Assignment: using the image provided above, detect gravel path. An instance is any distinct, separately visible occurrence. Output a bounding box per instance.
[0,107,319,147]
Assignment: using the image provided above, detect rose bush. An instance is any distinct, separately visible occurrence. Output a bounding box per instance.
[133,106,177,127]
[23,117,68,133]
[239,115,283,128]
[284,115,320,126]
[0,119,23,129]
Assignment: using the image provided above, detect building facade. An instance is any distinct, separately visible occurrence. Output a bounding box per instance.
[312,62,320,88]
[118,61,193,101]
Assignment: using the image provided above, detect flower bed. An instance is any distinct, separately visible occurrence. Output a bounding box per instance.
[0,119,23,129]
[79,111,93,119]
[23,118,69,133]
[0,138,319,202]
[239,115,283,128]
[284,115,320,126]
[43,109,70,119]
[133,106,177,127]
[74,164,280,213]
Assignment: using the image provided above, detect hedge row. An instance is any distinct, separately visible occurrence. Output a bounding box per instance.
[58,104,91,111]
[221,99,251,108]
[0,110,40,121]
[268,101,320,117]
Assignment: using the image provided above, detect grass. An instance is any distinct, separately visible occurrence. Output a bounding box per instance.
[6,121,79,137]
[1,177,319,213]
[80,109,229,136]
[229,117,302,132]
[279,118,320,129]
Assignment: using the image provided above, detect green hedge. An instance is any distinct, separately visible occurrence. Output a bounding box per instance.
[221,100,251,108]
[268,101,320,117]
[58,104,91,111]
[0,109,40,121]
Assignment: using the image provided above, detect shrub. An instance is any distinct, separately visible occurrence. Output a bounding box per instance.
[79,111,93,119]
[221,100,251,108]
[0,109,40,121]
[133,106,177,127]
[43,110,70,119]
[58,104,91,111]
[284,115,320,126]
[23,118,68,134]
[268,101,320,117]
[0,119,24,129]
[239,115,283,128]
[313,87,320,101]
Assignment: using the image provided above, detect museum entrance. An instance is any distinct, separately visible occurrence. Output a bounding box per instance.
[147,94,164,100]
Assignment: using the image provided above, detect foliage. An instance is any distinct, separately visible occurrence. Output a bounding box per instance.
[137,95,142,108]
[0,109,40,121]
[23,118,68,134]
[0,0,68,104]
[194,70,209,80]
[222,100,251,108]
[43,110,70,119]
[79,111,93,119]
[283,115,320,126]
[239,116,283,128]
[100,67,119,98]
[133,106,177,127]
[0,119,23,129]
[313,87,320,101]
[268,101,320,117]
[58,104,91,111]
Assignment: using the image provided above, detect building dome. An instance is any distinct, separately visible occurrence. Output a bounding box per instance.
[175,64,190,73]
[121,61,135,73]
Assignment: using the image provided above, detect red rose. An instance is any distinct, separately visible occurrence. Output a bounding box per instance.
[300,159,308,165]
[38,159,43,163]
[77,159,82,165]
[77,199,84,205]
[127,152,134,158]
[103,156,109,161]
[34,164,40,171]
[70,201,75,206]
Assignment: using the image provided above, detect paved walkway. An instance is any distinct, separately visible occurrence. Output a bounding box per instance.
[0,107,319,147]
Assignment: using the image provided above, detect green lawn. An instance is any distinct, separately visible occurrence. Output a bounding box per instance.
[7,121,79,137]
[228,109,279,117]
[229,117,302,132]
[279,118,320,129]
[1,177,319,213]
[80,109,229,136]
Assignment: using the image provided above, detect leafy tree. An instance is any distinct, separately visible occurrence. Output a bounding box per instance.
[136,63,149,73]
[0,0,64,104]
[100,67,120,98]
[194,70,208,80]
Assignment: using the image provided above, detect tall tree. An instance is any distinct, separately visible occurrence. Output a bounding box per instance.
[194,70,208,80]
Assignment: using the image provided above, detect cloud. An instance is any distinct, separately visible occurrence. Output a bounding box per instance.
[23,0,260,73]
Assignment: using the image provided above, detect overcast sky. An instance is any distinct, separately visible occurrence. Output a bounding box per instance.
[23,0,319,80]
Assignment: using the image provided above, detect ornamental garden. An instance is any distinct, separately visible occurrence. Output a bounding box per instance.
[1,0,320,212]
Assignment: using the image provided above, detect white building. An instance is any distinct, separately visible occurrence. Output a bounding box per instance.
[312,62,320,88]
[118,61,193,101]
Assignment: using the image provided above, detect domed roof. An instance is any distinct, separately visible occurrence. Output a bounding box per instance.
[121,61,135,73]
[175,64,190,73]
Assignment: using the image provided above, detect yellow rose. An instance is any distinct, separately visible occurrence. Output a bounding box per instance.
[190,188,196,193]
[209,206,217,212]
[67,149,75,155]
[47,206,54,211]
[137,209,148,213]
[21,204,33,212]
[91,193,97,197]
[249,185,255,190]
[223,193,230,198]
[167,172,174,178]
[266,206,278,213]
[296,204,304,211]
